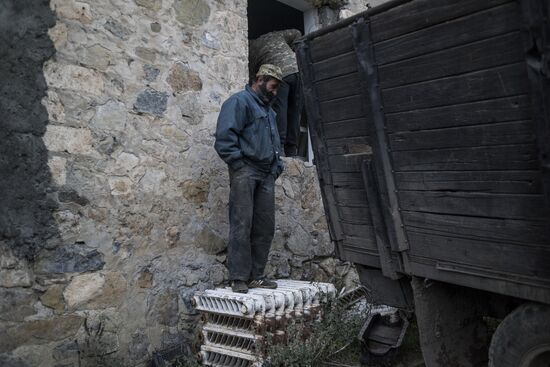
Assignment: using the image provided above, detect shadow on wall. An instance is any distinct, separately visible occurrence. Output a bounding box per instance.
[0,0,58,260]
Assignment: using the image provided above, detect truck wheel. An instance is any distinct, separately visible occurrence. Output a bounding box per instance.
[489,303,550,367]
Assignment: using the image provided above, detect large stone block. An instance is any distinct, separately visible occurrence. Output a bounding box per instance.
[166,62,202,93]
[34,244,105,274]
[0,289,37,322]
[133,88,169,117]
[43,125,95,156]
[44,62,104,96]
[173,0,210,26]
[63,272,127,310]
[91,100,127,131]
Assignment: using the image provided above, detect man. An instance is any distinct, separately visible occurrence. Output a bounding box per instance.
[214,64,284,293]
[249,29,303,157]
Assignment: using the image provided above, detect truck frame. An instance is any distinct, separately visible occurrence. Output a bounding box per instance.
[295,0,550,365]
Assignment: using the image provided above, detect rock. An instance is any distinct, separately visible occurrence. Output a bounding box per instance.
[195,226,225,255]
[129,332,149,359]
[139,169,166,192]
[143,64,160,81]
[81,44,112,70]
[0,289,37,322]
[92,100,127,131]
[43,125,95,156]
[108,177,133,196]
[63,272,127,310]
[104,19,131,40]
[0,249,33,288]
[135,47,157,63]
[166,62,202,93]
[137,269,153,288]
[0,354,29,367]
[40,284,65,313]
[133,88,169,117]
[115,152,139,172]
[150,22,161,33]
[135,0,162,11]
[285,224,312,257]
[201,31,221,50]
[58,187,89,206]
[48,156,67,186]
[51,0,92,23]
[173,0,210,26]
[0,316,84,353]
[147,289,179,326]
[34,244,105,274]
[180,178,208,204]
[319,257,337,276]
[44,62,104,96]
[52,340,79,361]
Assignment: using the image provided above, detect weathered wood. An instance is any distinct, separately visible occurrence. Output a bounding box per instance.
[334,187,368,207]
[326,136,372,155]
[395,170,542,194]
[399,191,549,220]
[385,95,532,132]
[341,243,381,268]
[352,19,411,262]
[332,172,365,189]
[323,118,370,139]
[309,26,354,63]
[313,51,358,82]
[375,2,520,65]
[382,62,530,113]
[379,31,523,89]
[295,40,346,258]
[338,205,373,224]
[389,120,535,151]
[402,211,550,246]
[392,144,539,171]
[344,235,379,252]
[407,230,550,278]
[370,0,512,43]
[315,72,361,102]
[319,95,366,122]
[519,0,550,206]
[329,153,370,173]
[342,222,376,241]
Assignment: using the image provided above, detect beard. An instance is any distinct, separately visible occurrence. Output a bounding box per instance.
[257,81,277,105]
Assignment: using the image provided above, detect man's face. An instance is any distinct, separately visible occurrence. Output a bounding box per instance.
[257,78,280,104]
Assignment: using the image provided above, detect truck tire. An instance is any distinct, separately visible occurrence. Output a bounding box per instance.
[489,303,550,367]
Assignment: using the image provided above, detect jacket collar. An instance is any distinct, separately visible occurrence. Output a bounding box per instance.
[245,85,268,108]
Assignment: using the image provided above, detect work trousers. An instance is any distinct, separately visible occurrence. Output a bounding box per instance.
[273,73,302,155]
[227,164,275,281]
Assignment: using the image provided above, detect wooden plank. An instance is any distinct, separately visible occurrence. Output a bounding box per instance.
[309,26,354,63]
[329,153,370,173]
[392,144,539,171]
[399,191,549,220]
[313,51,357,82]
[374,2,520,65]
[389,120,535,151]
[407,230,550,278]
[323,118,369,139]
[319,95,366,122]
[344,235,378,252]
[378,31,523,89]
[385,95,532,132]
[315,72,361,102]
[403,211,550,246]
[332,172,364,189]
[334,187,368,207]
[340,243,381,268]
[326,136,372,155]
[382,62,530,113]
[338,205,373,225]
[370,0,511,43]
[342,222,376,241]
[395,170,542,194]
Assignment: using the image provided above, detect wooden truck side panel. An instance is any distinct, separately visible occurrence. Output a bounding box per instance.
[297,0,550,304]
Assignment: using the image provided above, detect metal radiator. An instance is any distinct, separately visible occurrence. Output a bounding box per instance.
[193,280,337,366]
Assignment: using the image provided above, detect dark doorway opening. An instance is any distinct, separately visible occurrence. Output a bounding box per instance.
[247,0,304,40]
[247,0,311,160]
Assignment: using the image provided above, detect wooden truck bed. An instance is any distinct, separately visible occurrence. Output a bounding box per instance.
[296,0,550,304]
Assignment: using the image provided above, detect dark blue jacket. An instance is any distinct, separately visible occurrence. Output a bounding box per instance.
[215,86,284,176]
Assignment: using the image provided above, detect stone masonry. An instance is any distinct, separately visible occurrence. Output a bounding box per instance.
[0,0,377,366]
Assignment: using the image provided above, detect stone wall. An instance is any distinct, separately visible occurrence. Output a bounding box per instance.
[0,0,360,366]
